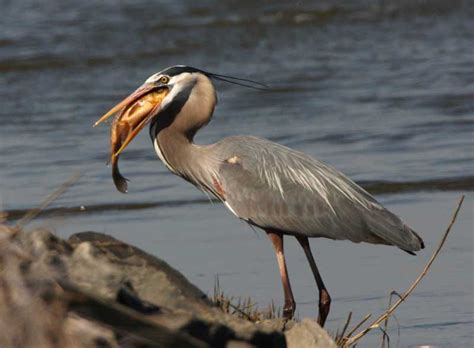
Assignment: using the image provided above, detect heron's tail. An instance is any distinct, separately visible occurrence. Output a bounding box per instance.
[366,208,425,254]
[412,229,425,249]
[404,228,425,254]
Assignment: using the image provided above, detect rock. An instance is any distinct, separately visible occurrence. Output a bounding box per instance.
[68,231,209,310]
[285,318,337,348]
[0,226,336,347]
[68,232,286,346]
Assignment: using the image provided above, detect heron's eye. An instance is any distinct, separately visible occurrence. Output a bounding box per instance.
[159,76,170,84]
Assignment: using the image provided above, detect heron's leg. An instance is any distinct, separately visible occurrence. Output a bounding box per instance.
[266,230,296,319]
[296,236,331,327]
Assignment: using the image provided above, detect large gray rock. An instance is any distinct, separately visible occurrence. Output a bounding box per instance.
[67,232,285,346]
[68,231,210,310]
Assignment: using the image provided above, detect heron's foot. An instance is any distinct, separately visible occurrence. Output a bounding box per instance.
[282,300,296,320]
[317,289,331,327]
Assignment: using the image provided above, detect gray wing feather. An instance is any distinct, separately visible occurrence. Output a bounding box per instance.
[211,136,423,252]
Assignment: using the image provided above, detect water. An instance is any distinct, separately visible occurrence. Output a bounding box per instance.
[1,1,473,346]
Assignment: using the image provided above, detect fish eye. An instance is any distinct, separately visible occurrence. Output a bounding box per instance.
[159,76,170,84]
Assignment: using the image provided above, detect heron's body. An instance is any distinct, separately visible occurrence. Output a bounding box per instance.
[97,65,424,326]
[153,132,422,251]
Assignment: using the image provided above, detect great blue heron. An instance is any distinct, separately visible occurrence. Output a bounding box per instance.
[95,65,424,327]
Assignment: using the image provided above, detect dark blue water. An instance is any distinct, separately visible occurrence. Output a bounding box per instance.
[1,1,473,346]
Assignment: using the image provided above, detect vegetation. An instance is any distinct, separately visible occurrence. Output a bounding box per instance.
[211,276,283,322]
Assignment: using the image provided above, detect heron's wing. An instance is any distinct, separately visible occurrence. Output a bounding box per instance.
[212,136,423,252]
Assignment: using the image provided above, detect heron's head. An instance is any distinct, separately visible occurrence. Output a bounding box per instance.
[94,65,267,156]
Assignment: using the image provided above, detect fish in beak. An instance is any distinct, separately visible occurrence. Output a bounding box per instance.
[94,83,169,193]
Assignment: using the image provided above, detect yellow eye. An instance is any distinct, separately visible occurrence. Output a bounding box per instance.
[159,76,170,84]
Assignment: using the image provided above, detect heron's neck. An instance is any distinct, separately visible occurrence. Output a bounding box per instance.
[151,74,218,185]
[154,127,216,187]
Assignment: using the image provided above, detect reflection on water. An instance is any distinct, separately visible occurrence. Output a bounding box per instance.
[1,1,473,346]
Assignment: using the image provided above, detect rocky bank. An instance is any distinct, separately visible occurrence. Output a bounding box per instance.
[0,224,336,348]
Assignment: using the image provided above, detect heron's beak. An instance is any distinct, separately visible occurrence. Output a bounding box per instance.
[94,83,167,127]
[94,83,169,156]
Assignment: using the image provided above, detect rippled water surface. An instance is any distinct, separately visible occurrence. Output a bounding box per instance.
[1,1,473,346]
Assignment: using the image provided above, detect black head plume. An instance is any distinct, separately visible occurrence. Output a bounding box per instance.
[207,72,270,90]
[160,65,270,90]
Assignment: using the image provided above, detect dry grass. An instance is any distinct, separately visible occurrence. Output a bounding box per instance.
[334,195,465,347]
[14,172,80,230]
[211,276,284,322]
